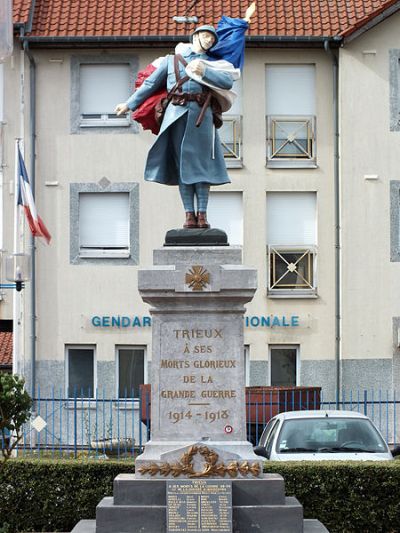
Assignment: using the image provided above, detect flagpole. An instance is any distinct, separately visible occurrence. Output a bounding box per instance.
[13,138,22,376]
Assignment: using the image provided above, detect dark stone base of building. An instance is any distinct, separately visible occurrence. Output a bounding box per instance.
[71,473,328,532]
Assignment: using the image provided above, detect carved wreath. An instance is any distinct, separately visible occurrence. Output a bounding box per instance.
[138,445,261,478]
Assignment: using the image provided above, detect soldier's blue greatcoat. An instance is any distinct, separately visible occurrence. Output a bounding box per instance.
[126,47,233,186]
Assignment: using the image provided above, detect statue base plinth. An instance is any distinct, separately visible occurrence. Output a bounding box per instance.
[164,228,228,246]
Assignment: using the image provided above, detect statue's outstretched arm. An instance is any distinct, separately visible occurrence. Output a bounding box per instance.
[115,57,168,116]
[244,2,256,23]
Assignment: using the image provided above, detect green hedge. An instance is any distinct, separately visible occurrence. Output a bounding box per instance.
[0,459,135,533]
[264,462,400,532]
[1,460,400,532]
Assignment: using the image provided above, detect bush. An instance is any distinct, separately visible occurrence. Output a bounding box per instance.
[0,374,32,462]
[265,461,400,532]
[1,460,400,532]
[0,459,135,532]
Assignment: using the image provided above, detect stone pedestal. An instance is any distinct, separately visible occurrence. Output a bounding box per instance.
[71,474,329,532]
[71,239,329,532]
[135,245,262,477]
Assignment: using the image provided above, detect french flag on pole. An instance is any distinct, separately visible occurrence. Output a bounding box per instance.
[17,145,51,244]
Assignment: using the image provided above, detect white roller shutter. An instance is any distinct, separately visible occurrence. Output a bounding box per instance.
[79,192,129,248]
[224,79,242,116]
[208,192,243,245]
[80,64,130,115]
[267,192,316,245]
[266,65,316,115]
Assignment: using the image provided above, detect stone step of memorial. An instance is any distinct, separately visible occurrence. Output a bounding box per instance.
[71,518,329,533]
[78,495,319,533]
[96,495,303,529]
[113,473,286,506]
[71,472,329,533]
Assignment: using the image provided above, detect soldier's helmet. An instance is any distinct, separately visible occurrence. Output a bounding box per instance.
[191,25,219,47]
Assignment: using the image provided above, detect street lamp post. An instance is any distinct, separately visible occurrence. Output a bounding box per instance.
[5,253,31,291]
[1,252,31,378]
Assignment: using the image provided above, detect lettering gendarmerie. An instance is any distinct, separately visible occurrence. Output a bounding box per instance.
[173,329,223,339]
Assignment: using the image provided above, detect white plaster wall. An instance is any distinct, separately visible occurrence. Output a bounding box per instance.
[2,45,336,379]
[340,12,400,360]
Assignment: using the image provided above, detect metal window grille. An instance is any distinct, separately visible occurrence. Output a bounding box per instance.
[268,246,316,292]
[220,115,242,161]
[267,115,315,161]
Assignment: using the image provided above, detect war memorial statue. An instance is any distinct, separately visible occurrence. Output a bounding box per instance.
[70,5,327,531]
[115,4,256,229]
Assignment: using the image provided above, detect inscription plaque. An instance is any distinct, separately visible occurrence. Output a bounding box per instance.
[167,479,232,533]
[154,317,247,441]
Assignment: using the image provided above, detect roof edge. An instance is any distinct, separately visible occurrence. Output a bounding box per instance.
[20,34,342,45]
[341,0,400,42]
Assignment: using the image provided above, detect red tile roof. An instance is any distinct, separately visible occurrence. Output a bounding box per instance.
[13,0,33,25]
[12,0,400,39]
[0,332,13,368]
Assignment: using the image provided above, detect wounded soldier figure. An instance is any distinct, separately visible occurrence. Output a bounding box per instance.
[115,4,256,229]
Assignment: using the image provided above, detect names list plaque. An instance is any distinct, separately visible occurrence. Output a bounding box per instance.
[167,479,232,533]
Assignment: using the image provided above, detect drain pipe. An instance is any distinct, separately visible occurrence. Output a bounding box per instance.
[324,39,341,403]
[21,35,37,399]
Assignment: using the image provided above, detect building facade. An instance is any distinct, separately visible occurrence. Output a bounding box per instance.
[1,0,400,411]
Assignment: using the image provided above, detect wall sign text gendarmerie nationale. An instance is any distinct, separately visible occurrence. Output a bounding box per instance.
[167,479,232,533]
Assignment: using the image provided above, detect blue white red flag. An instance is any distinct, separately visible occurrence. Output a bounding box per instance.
[17,145,51,244]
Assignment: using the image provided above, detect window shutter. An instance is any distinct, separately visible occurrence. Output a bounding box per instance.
[267,192,316,245]
[79,192,129,248]
[80,64,130,115]
[266,65,316,115]
[208,192,243,245]
[224,79,242,116]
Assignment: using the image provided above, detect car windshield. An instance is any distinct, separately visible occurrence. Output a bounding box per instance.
[276,417,388,453]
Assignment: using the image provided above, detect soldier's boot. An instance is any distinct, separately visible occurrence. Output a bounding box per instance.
[183,211,198,228]
[197,211,210,229]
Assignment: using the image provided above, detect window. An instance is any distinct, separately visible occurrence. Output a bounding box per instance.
[117,347,146,398]
[70,182,139,265]
[267,192,317,296]
[71,56,138,133]
[208,192,243,245]
[66,346,95,398]
[220,79,242,167]
[269,346,299,386]
[80,64,131,127]
[79,192,129,257]
[266,65,316,167]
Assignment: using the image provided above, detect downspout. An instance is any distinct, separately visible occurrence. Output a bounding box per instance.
[21,35,37,399]
[0,63,3,253]
[324,39,341,403]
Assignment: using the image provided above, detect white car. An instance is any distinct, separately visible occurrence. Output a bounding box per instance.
[254,410,395,461]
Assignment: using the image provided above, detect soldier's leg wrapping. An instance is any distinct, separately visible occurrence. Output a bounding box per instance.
[195,182,210,212]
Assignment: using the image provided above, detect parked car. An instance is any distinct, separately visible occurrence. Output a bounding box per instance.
[254,410,398,461]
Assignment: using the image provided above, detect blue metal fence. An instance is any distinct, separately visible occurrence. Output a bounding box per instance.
[2,389,399,459]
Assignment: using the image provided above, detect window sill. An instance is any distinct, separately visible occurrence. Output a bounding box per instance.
[115,402,140,410]
[266,160,318,169]
[65,400,97,409]
[80,121,131,128]
[267,291,318,299]
[64,400,140,409]
[225,159,243,169]
[79,251,130,259]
